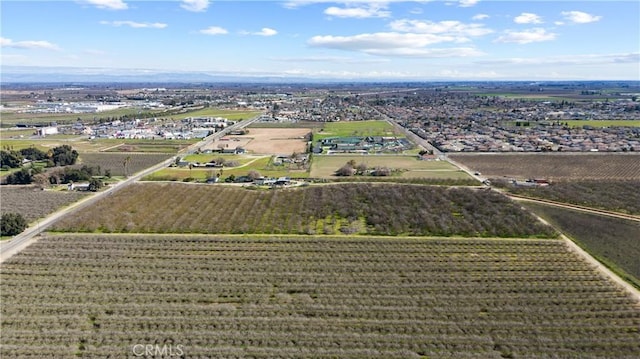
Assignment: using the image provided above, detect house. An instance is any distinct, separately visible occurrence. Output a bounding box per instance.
[67,182,91,191]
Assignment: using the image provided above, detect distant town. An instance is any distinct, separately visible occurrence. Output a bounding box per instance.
[2,81,639,152]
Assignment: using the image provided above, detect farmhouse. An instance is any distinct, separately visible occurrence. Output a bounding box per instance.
[67,182,91,191]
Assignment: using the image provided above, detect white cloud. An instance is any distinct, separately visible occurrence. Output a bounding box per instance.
[308,32,484,58]
[199,26,228,35]
[494,28,556,44]
[324,4,391,18]
[99,20,167,29]
[82,0,128,10]
[242,28,278,36]
[561,11,602,24]
[180,0,210,12]
[270,56,389,64]
[258,28,278,36]
[389,19,493,38]
[514,12,543,24]
[283,0,432,10]
[472,14,489,21]
[0,37,60,50]
[459,0,479,7]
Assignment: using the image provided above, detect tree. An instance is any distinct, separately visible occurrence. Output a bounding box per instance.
[0,150,23,168]
[247,170,261,180]
[88,178,104,192]
[1,213,28,236]
[50,145,79,166]
[123,156,131,177]
[19,147,48,161]
[355,163,368,175]
[6,168,35,184]
[335,163,355,176]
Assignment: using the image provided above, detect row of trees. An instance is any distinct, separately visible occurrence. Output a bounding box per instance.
[3,234,639,358]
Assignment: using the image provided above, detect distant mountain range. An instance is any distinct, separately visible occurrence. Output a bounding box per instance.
[0,66,366,83]
[3,66,639,85]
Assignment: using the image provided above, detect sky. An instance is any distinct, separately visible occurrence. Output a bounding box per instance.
[1,0,639,81]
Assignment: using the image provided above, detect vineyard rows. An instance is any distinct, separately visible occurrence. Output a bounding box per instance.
[499,179,640,215]
[450,154,640,180]
[0,186,88,222]
[78,153,173,177]
[1,235,639,358]
[51,182,557,238]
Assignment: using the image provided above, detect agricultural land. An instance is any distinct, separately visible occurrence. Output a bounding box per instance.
[0,186,89,223]
[2,235,640,358]
[1,82,640,358]
[523,202,640,289]
[449,153,640,181]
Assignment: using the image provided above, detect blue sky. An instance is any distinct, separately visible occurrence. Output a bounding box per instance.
[1,0,638,80]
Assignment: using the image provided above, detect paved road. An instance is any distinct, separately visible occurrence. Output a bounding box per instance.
[0,114,262,264]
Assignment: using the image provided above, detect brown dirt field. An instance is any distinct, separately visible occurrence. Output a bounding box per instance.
[213,128,310,155]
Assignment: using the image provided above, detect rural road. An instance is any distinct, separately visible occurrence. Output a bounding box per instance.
[0,114,262,264]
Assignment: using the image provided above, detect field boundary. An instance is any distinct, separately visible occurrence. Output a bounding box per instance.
[509,194,640,222]
[525,207,640,303]
[563,236,640,303]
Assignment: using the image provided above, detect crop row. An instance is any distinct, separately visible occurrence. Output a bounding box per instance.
[78,152,173,176]
[51,182,557,237]
[499,179,640,215]
[1,234,639,358]
[450,153,640,180]
[0,185,88,222]
[524,202,640,287]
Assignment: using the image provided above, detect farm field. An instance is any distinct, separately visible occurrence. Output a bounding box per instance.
[0,185,89,223]
[144,156,308,181]
[562,120,640,128]
[2,234,639,358]
[0,107,151,127]
[170,108,262,121]
[524,202,640,289]
[78,153,174,177]
[314,120,399,141]
[310,155,471,180]
[450,153,640,180]
[0,137,195,153]
[51,182,556,238]
[211,128,310,155]
[498,179,640,215]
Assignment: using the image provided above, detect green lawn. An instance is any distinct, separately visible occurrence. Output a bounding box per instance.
[315,120,398,141]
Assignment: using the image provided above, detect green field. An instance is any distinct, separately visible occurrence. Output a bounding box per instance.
[0,107,154,127]
[0,128,37,140]
[563,120,640,128]
[310,155,471,179]
[169,108,262,121]
[0,138,196,154]
[315,120,398,141]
